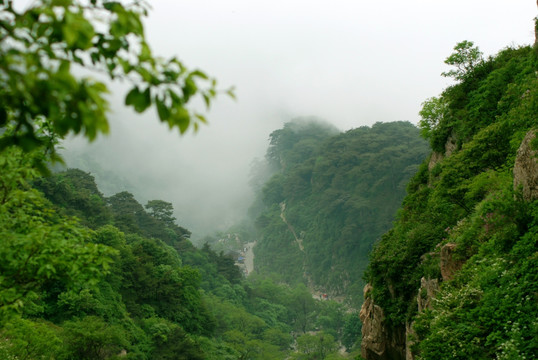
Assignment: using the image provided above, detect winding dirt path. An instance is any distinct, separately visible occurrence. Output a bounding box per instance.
[244,241,256,275]
[280,202,304,252]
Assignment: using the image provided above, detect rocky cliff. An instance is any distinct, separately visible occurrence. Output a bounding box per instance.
[359,285,405,360]
[361,129,538,360]
[361,42,538,359]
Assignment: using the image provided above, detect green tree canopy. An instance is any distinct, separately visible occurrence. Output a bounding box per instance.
[146,199,176,226]
[441,40,484,81]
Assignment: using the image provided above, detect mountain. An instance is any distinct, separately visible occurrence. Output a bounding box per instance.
[361,41,538,359]
[250,118,430,306]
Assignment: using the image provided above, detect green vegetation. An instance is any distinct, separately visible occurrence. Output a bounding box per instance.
[0,2,357,358]
[1,152,363,358]
[366,42,538,358]
[3,1,535,358]
[250,118,429,306]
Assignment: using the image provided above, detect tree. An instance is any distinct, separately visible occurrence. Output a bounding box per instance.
[293,332,338,360]
[341,312,362,351]
[0,0,232,156]
[107,191,145,233]
[0,148,115,319]
[62,316,129,360]
[0,318,64,359]
[146,200,176,226]
[288,284,317,334]
[441,40,483,81]
[418,96,447,139]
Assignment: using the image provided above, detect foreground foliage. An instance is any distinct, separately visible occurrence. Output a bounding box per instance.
[0,0,229,162]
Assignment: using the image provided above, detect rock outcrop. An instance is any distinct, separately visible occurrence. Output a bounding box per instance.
[362,245,462,359]
[513,130,538,201]
[406,277,440,360]
[427,151,443,171]
[444,135,457,157]
[417,277,439,312]
[405,321,416,360]
[427,134,457,173]
[360,284,405,360]
[440,243,464,281]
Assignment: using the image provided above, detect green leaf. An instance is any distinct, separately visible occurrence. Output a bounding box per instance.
[156,97,169,121]
[140,41,151,62]
[0,0,222,155]
[58,60,70,74]
[125,11,143,35]
[16,133,42,152]
[137,67,153,83]
[163,70,179,82]
[171,106,190,134]
[0,136,14,151]
[125,87,141,106]
[110,20,126,37]
[125,87,151,113]
[190,70,208,80]
[103,1,123,12]
[194,113,207,124]
[118,58,132,73]
[62,12,95,50]
[182,77,197,100]
[168,89,183,106]
[226,86,237,100]
[202,94,211,109]
[51,0,72,6]
[137,88,151,113]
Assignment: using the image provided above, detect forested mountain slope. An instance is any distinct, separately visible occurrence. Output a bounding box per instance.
[361,42,538,359]
[0,155,365,358]
[251,119,430,305]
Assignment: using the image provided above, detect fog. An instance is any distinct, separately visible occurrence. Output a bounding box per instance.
[63,0,537,237]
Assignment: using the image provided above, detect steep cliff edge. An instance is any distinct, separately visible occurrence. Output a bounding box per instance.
[359,285,405,360]
[362,43,538,359]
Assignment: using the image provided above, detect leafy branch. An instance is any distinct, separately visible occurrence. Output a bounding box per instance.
[0,0,234,154]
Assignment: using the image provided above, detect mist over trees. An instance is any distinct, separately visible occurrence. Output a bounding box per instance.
[1,0,536,359]
[248,119,429,305]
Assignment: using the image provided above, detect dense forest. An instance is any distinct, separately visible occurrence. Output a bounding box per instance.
[362,39,538,359]
[246,119,429,306]
[1,158,367,359]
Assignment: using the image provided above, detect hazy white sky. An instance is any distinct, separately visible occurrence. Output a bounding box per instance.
[66,0,537,236]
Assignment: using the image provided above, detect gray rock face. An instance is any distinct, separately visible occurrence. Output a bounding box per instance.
[417,277,439,313]
[514,130,538,201]
[440,243,465,281]
[360,284,405,360]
